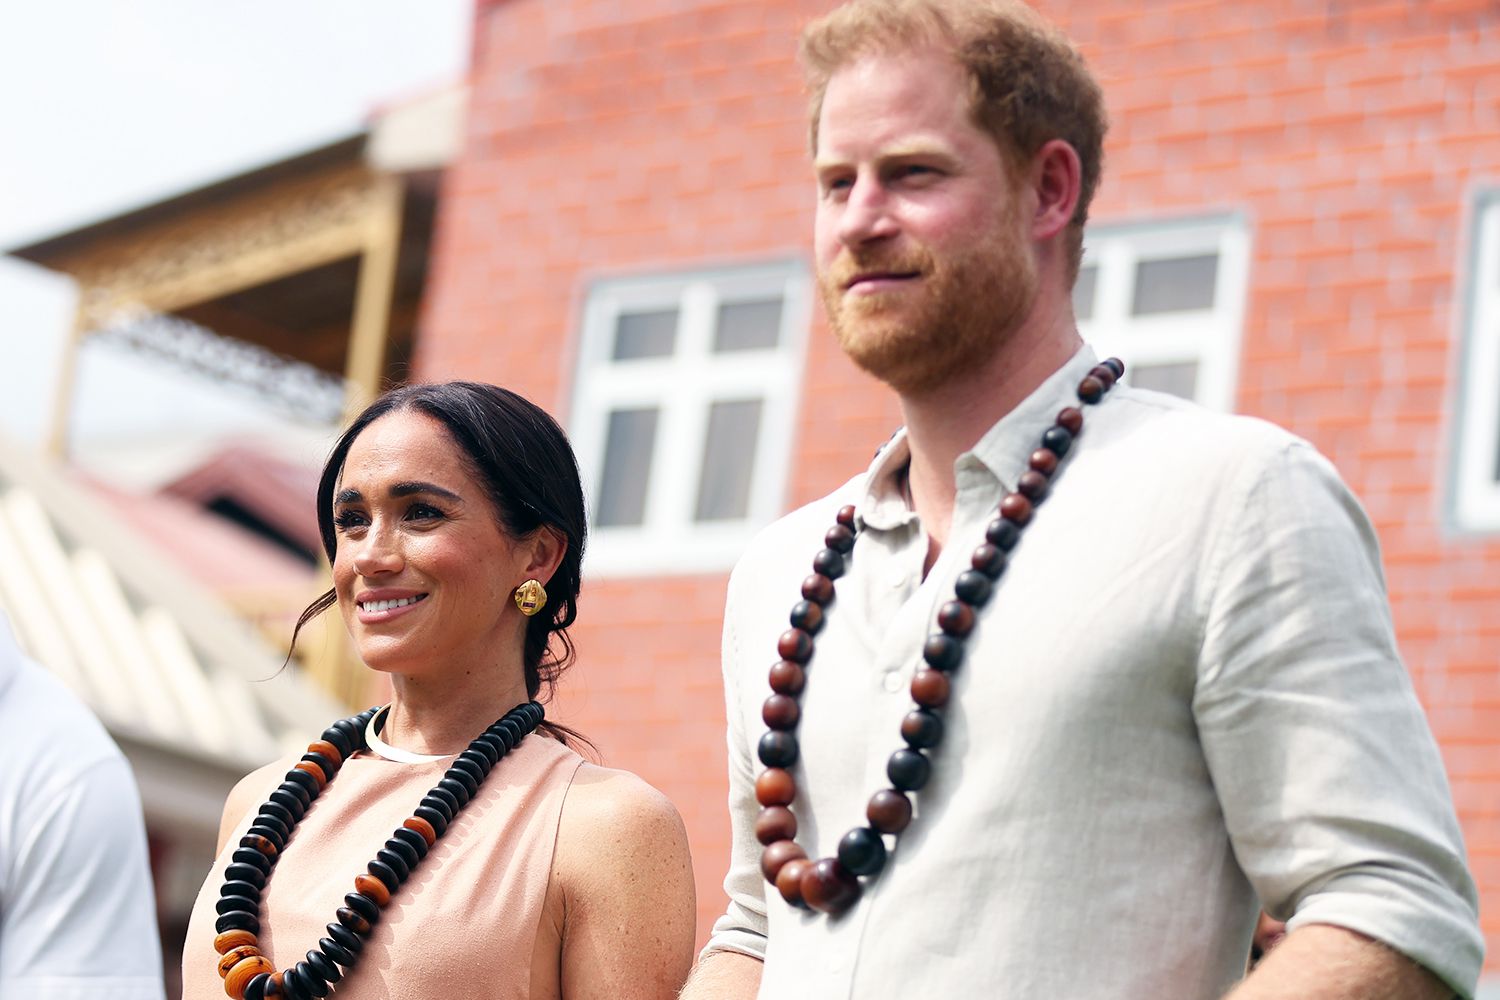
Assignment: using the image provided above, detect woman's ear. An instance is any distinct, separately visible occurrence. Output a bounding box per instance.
[524,525,568,585]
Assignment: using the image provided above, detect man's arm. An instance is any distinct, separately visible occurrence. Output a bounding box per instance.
[1227,925,1454,1000]
[679,950,764,1000]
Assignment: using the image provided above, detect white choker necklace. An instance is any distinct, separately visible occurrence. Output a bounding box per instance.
[364,705,451,764]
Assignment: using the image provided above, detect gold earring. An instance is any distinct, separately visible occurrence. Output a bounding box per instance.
[513,579,547,616]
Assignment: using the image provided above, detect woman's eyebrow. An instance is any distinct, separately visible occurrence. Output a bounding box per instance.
[389,481,463,502]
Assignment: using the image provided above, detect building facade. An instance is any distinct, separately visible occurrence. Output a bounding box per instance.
[417,0,1500,982]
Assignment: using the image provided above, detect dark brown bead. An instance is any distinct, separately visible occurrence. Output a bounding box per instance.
[1056,406,1084,434]
[775,857,812,907]
[801,573,835,605]
[1017,470,1049,502]
[824,524,855,553]
[762,694,801,731]
[1090,363,1117,387]
[1000,493,1033,526]
[789,600,824,634]
[240,834,279,859]
[755,768,797,807]
[971,543,1006,578]
[836,505,856,528]
[867,789,913,834]
[755,806,798,845]
[1102,356,1125,379]
[800,857,861,915]
[767,659,806,695]
[1077,375,1104,403]
[760,839,806,883]
[1028,448,1058,476]
[936,600,975,636]
[777,629,814,664]
[911,668,951,707]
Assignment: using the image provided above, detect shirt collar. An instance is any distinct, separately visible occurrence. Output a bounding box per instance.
[857,344,1101,532]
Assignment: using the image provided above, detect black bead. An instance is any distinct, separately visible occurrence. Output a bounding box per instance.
[824,523,855,553]
[887,749,931,791]
[449,756,483,788]
[757,731,799,768]
[284,768,320,799]
[260,799,295,829]
[437,776,472,807]
[971,543,1006,578]
[280,965,313,1000]
[985,518,1020,551]
[246,823,286,851]
[487,723,517,752]
[326,920,363,954]
[277,776,312,808]
[922,635,963,672]
[789,600,824,634]
[244,973,273,1000]
[269,788,307,820]
[391,826,430,861]
[231,847,271,875]
[220,879,261,902]
[225,863,267,893]
[837,826,888,877]
[215,893,259,916]
[812,548,846,578]
[215,909,261,935]
[375,849,409,884]
[902,709,945,749]
[320,726,354,760]
[305,948,343,984]
[343,890,381,925]
[336,906,372,935]
[365,855,400,891]
[384,835,419,869]
[470,735,502,765]
[302,751,337,782]
[318,934,355,967]
[292,960,330,997]
[499,718,524,745]
[1041,425,1073,458]
[414,805,449,837]
[953,570,993,607]
[458,749,492,776]
[426,786,460,818]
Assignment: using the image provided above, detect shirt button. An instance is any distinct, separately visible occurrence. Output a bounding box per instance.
[882,669,904,693]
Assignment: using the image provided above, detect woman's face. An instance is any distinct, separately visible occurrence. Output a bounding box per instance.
[329,409,552,679]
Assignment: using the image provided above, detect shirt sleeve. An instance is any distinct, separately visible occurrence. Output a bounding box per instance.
[0,755,165,1000]
[1193,440,1483,997]
[700,561,770,963]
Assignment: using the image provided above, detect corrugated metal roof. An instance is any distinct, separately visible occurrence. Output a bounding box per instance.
[0,433,342,776]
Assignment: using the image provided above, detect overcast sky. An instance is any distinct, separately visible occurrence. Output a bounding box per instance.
[0,1,471,457]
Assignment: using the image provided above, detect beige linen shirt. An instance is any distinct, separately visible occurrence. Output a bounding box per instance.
[705,348,1482,999]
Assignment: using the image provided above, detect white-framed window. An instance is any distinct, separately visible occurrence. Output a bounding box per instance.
[569,262,811,575]
[1073,216,1250,412]
[1453,194,1500,531]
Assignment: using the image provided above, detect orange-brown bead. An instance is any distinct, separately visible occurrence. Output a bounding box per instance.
[800,857,861,915]
[307,739,343,766]
[767,659,806,696]
[214,930,258,955]
[241,834,278,859]
[217,944,262,978]
[293,760,327,789]
[224,955,275,999]
[776,856,812,906]
[755,768,796,807]
[354,872,392,906]
[910,668,951,708]
[403,815,438,847]
[759,839,806,883]
[755,806,798,845]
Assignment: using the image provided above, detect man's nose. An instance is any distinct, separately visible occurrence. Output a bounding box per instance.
[837,175,898,247]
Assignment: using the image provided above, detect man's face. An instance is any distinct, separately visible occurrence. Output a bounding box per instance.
[813,48,1038,396]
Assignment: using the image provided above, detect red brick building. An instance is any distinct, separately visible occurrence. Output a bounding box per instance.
[416,0,1500,983]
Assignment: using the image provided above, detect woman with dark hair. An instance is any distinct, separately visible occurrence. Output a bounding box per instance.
[180,382,695,1000]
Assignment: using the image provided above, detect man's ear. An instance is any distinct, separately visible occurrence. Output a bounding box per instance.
[1029,138,1082,242]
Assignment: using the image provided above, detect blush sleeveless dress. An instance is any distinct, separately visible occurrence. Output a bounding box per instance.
[180,728,583,999]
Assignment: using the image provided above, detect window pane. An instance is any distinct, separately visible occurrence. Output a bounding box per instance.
[596,407,659,527]
[612,309,678,360]
[1131,253,1219,315]
[694,399,763,521]
[1072,265,1097,321]
[714,298,783,352]
[1129,361,1199,400]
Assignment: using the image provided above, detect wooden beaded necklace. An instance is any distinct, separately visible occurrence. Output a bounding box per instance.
[754,358,1125,916]
[210,701,545,999]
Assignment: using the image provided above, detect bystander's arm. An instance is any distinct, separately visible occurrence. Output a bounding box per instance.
[1226,924,1457,1000]
[678,950,764,1000]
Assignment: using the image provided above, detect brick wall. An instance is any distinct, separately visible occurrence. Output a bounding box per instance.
[421,0,1500,968]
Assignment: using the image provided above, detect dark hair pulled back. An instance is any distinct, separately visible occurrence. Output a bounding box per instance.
[290,381,588,720]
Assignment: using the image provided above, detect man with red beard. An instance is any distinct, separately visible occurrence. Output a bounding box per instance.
[681,2,1483,999]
